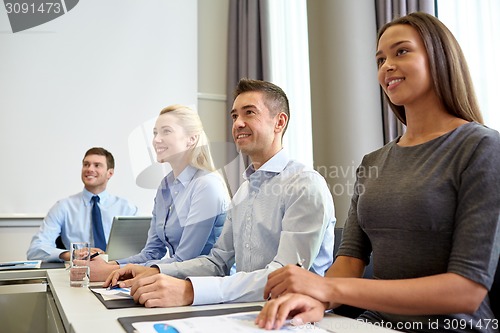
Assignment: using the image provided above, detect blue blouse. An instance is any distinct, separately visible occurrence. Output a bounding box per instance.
[117,165,229,266]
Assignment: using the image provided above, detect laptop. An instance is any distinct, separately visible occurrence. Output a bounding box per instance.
[105,216,152,261]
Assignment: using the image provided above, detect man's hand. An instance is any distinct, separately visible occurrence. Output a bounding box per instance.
[59,251,70,261]
[60,247,104,262]
[131,274,194,308]
[90,247,105,255]
[89,257,119,282]
[103,264,159,288]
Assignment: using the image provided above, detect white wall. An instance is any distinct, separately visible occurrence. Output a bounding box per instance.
[197,0,230,167]
[307,0,384,226]
[0,219,41,261]
[0,0,201,261]
[0,0,197,217]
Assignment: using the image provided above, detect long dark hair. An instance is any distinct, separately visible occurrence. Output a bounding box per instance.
[377,12,483,125]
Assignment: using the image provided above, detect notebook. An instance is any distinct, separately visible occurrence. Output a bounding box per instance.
[106,216,151,261]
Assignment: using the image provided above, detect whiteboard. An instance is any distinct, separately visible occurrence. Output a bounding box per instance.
[0,0,197,215]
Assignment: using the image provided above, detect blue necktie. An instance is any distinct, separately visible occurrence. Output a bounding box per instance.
[91,195,106,250]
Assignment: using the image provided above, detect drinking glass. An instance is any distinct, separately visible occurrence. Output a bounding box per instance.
[69,242,90,287]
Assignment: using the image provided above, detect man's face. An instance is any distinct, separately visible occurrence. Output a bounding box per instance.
[231,91,282,164]
[81,154,113,193]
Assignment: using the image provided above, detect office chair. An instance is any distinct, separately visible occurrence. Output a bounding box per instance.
[55,235,66,250]
[490,257,499,319]
[332,227,373,318]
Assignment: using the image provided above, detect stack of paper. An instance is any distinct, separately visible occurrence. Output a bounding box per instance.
[0,260,42,270]
[132,311,332,333]
[92,287,133,301]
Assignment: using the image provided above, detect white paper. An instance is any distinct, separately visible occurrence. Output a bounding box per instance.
[0,260,42,270]
[132,311,332,333]
[91,287,133,301]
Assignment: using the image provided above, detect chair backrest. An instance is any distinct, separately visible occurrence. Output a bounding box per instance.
[333,227,372,318]
[333,227,373,279]
[333,227,343,258]
[490,257,499,319]
[55,235,66,250]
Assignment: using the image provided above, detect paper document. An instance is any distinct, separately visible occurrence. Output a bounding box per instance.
[91,287,133,301]
[132,311,332,333]
[0,260,42,270]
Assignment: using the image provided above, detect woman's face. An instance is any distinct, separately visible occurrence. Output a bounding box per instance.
[376,24,434,108]
[152,113,194,164]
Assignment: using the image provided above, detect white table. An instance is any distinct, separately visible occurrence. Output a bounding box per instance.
[46,269,399,333]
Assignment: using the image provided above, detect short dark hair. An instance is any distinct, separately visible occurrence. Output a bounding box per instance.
[83,147,114,170]
[233,78,290,135]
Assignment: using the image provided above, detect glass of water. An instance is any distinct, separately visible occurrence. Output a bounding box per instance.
[69,242,90,287]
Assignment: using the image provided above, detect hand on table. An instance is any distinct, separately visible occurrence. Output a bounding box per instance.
[89,257,118,282]
[256,293,328,330]
[103,264,159,288]
[130,274,194,307]
[264,264,329,302]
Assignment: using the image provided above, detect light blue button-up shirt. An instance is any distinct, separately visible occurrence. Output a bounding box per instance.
[117,166,229,266]
[27,189,138,262]
[156,149,336,305]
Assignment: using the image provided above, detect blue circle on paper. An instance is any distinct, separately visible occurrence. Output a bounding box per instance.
[153,323,180,333]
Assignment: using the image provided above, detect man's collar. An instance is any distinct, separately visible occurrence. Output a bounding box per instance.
[244,149,289,179]
[83,188,108,203]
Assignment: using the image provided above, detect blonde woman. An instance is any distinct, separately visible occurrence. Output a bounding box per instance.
[90,105,229,281]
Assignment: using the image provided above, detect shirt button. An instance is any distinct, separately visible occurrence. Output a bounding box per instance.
[245,243,250,248]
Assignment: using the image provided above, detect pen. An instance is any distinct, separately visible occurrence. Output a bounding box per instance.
[0,262,32,267]
[296,252,305,268]
[0,263,17,267]
[90,252,100,259]
[107,284,121,290]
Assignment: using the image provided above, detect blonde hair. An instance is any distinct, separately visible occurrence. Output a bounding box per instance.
[159,104,216,172]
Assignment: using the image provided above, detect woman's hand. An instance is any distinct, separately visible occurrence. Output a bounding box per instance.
[264,265,332,303]
[255,293,328,330]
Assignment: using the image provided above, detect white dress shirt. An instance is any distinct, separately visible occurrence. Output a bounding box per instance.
[155,150,335,305]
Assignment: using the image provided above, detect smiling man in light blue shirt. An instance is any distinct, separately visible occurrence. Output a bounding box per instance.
[27,147,138,262]
[104,79,335,307]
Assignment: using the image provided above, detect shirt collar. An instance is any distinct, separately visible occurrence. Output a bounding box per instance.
[82,188,109,205]
[244,149,289,179]
[167,165,198,187]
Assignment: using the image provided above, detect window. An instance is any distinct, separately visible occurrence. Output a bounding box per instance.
[437,0,500,131]
[264,0,313,166]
